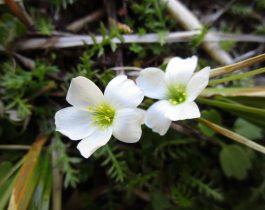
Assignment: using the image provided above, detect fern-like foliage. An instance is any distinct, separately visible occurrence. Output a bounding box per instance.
[171,184,193,208]
[0,62,58,120]
[36,18,54,35]
[95,144,127,183]
[188,174,224,202]
[0,14,27,47]
[230,3,253,17]
[154,138,196,160]
[53,134,81,188]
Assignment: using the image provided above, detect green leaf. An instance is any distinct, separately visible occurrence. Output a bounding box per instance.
[0,159,23,190]
[234,118,263,140]
[197,97,265,117]
[220,144,252,180]
[0,176,16,210]
[198,109,221,137]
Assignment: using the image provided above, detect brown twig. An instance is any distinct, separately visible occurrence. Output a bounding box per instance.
[66,9,104,32]
[105,0,125,75]
[13,53,35,69]
[4,0,34,30]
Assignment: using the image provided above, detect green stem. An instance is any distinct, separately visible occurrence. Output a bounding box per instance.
[209,67,265,85]
[197,97,265,116]
[210,53,265,77]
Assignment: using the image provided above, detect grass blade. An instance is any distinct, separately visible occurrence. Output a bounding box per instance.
[197,98,265,116]
[198,118,265,155]
[201,86,265,97]
[209,67,265,85]
[210,53,265,77]
[7,134,48,210]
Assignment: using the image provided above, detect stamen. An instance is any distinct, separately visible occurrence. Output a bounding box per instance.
[88,103,116,128]
[167,85,187,105]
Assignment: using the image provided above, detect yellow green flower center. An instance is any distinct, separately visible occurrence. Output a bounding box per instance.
[88,103,116,128]
[167,85,187,105]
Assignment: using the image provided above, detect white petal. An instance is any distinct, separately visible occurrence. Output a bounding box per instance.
[104,75,144,109]
[113,108,145,143]
[77,127,112,158]
[165,101,200,121]
[186,67,210,101]
[136,68,167,99]
[66,76,104,110]
[145,101,172,136]
[165,56,198,85]
[55,107,96,140]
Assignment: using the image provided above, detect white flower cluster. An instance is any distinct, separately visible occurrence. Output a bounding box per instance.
[55,56,210,158]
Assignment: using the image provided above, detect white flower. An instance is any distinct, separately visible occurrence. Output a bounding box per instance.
[136,56,210,135]
[55,75,145,158]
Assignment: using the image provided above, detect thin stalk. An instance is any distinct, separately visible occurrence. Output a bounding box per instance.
[197,97,265,116]
[210,53,265,77]
[209,67,265,85]
[0,145,31,150]
[198,118,265,155]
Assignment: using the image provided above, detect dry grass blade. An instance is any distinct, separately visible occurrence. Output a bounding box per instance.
[7,134,48,210]
[210,53,265,77]
[198,118,265,155]
[14,32,265,51]
[66,9,104,32]
[201,86,265,97]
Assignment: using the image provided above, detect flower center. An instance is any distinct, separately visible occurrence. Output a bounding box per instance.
[167,85,187,105]
[88,103,116,128]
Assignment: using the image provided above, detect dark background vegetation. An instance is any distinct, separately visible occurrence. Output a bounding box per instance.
[0,0,265,209]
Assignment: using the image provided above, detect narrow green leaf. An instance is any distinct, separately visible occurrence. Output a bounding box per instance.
[0,162,12,180]
[226,96,265,108]
[0,176,16,210]
[209,67,265,85]
[210,53,265,77]
[197,98,265,116]
[0,159,23,189]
